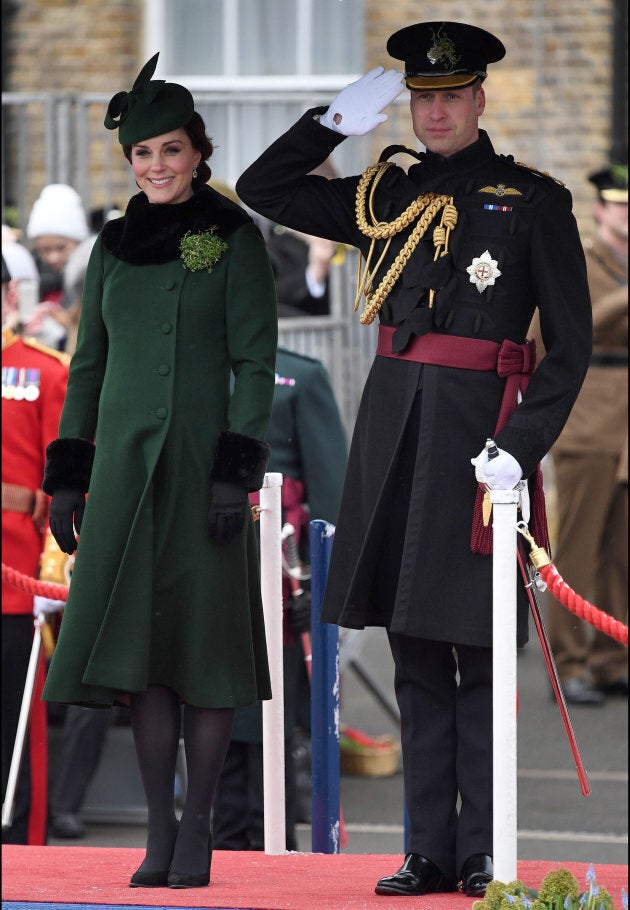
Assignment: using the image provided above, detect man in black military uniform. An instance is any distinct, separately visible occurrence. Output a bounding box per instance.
[236,21,592,897]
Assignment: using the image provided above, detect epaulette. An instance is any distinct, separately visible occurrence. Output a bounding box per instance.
[23,336,71,366]
[499,154,565,186]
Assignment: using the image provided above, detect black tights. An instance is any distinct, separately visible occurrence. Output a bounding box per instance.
[130,685,234,875]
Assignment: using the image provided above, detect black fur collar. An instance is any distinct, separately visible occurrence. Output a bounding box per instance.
[101,184,252,265]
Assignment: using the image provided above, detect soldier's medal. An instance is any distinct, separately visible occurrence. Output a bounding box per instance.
[2,366,17,398]
[466,250,502,293]
[24,368,41,401]
[482,491,492,526]
[13,368,27,400]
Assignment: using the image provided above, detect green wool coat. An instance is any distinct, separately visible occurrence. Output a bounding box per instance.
[42,187,278,709]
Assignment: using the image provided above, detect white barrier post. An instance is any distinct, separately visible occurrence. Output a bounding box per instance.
[490,489,520,882]
[2,613,44,829]
[259,472,286,854]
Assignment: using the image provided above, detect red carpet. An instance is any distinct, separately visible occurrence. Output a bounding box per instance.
[2,846,628,909]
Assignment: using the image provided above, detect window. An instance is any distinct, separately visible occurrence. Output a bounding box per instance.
[144,0,366,183]
[153,0,362,79]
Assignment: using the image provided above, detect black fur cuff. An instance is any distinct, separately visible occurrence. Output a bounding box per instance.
[211,431,271,492]
[42,437,95,495]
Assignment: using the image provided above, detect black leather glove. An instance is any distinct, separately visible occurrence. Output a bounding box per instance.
[208,480,248,544]
[286,588,312,635]
[49,488,86,555]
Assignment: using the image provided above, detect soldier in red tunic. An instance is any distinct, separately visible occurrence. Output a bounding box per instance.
[2,251,69,844]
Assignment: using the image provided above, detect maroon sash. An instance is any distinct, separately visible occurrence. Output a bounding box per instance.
[376,326,550,555]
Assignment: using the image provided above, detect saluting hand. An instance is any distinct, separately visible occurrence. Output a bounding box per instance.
[319,66,405,136]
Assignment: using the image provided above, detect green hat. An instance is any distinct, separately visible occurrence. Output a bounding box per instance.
[387,21,505,90]
[104,53,195,145]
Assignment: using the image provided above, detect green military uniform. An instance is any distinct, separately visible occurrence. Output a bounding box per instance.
[213,346,348,850]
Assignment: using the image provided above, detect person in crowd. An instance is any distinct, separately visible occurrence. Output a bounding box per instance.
[40,53,277,889]
[0,232,40,333]
[54,208,121,357]
[2,251,69,845]
[264,162,339,318]
[531,161,627,705]
[235,19,592,897]
[212,345,347,851]
[25,184,91,350]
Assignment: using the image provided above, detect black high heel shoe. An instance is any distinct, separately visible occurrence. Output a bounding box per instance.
[129,868,170,888]
[129,823,179,888]
[167,835,212,889]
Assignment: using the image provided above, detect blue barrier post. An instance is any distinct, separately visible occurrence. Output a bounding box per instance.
[309,519,340,854]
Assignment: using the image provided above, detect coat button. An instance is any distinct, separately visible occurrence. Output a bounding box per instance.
[155,407,168,420]
[164,280,176,290]
[161,322,172,334]
[158,364,170,376]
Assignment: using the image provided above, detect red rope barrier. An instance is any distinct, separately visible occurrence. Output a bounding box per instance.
[516,523,628,648]
[2,563,69,602]
[539,563,628,647]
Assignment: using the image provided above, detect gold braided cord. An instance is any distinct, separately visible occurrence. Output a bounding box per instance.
[355,162,442,238]
[428,203,458,308]
[353,162,458,324]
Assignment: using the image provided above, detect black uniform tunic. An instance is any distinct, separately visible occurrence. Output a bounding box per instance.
[237,112,592,650]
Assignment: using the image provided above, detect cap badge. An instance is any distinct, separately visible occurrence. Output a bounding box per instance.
[426,26,460,67]
[478,183,522,197]
[466,250,502,294]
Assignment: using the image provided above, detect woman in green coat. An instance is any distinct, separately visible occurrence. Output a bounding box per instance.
[41,55,278,889]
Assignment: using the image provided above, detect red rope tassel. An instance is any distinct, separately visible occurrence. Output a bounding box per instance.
[470,482,493,554]
[470,464,550,557]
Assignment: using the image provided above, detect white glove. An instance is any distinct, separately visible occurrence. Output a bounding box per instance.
[319,67,405,136]
[33,595,65,616]
[471,445,523,490]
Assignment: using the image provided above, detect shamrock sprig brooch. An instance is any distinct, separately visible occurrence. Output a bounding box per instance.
[180,228,227,272]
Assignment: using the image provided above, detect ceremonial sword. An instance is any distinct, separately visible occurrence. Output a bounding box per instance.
[483,440,590,796]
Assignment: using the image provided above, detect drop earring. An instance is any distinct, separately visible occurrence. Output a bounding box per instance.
[192,167,198,178]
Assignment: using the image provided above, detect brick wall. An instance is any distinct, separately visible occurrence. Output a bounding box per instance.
[5,0,141,92]
[3,0,142,217]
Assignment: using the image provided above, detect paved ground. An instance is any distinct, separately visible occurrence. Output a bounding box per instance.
[46,620,628,866]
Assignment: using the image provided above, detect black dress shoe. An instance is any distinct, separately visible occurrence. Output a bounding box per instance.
[375,853,457,896]
[561,677,605,706]
[459,853,493,897]
[50,812,85,839]
[598,676,629,697]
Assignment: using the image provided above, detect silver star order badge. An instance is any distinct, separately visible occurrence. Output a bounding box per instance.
[466,250,502,293]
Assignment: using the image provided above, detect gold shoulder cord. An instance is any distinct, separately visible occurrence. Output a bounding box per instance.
[354,162,458,324]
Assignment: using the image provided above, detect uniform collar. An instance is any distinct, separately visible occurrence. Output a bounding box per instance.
[416,129,496,175]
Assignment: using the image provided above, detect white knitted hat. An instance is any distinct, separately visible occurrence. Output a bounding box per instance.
[26,184,90,242]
